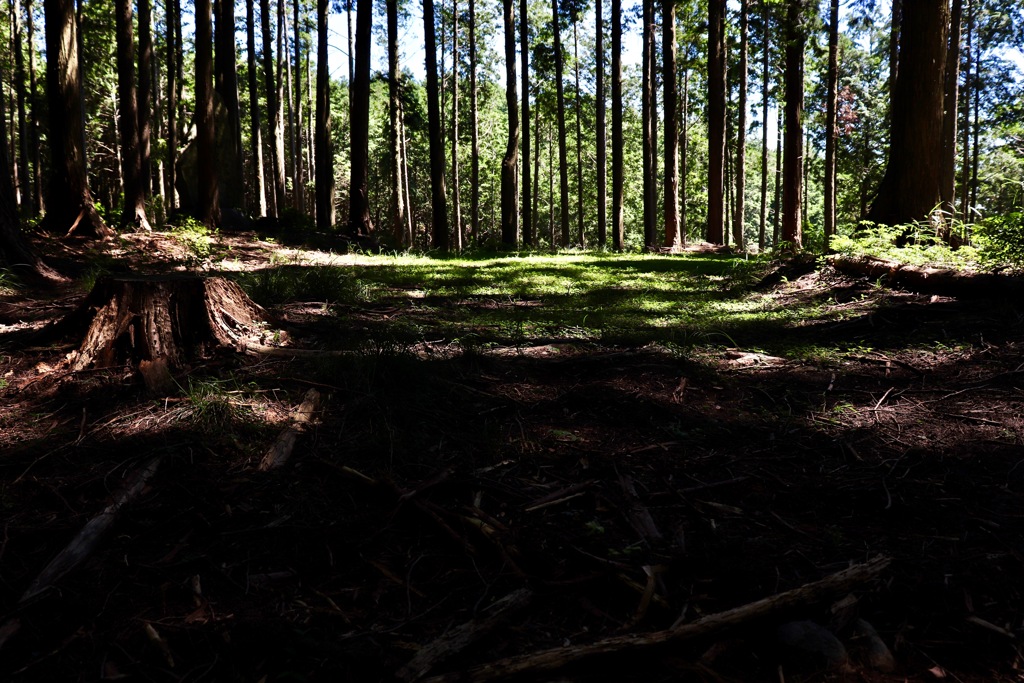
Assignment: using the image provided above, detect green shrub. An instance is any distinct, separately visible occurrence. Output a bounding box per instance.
[973,212,1024,267]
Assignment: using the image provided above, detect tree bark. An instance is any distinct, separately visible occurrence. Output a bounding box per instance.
[641,0,656,249]
[573,19,584,247]
[42,0,112,238]
[166,0,180,210]
[733,0,748,250]
[781,0,805,249]
[424,0,450,251]
[195,0,220,226]
[27,0,44,214]
[248,0,268,216]
[595,0,606,248]
[662,0,679,248]
[707,0,726,245]
[315,0,334,230]
[293,0,306,215]
[519,0,531,247]
[960,0,972,222]
[610,0,624,251]
[387,0,405,244]
[867,0,949,228]
[348,0,374,236]
[115,0,151,230]
[13,0,30,215]
[500,0,519,246]
[941,0,962,221]
[823,0,838,251]
[137,0,153,198]
[213,0,244,211]
[758,0,769,251]
[680,59,688,244]
[553,0,569,248]
[469,0,480,244]
[261,0,286,216]
[451,0,462,251]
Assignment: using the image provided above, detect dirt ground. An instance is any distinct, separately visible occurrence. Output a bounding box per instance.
[0,233,1022,682]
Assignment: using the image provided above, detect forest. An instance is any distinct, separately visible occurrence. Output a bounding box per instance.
[1,0,1024,680]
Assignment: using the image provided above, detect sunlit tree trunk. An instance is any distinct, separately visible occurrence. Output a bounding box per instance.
[941,0,962,222]
[595,0,606,248]
[349,0,374,235]
[138,0,153,198]
[519,0,531,246]
[960,0,972,222]
[573,19,584,247]
[733,0,748,250]
[387,0,405,243]
[773,106,781,246]
[115,0,151,229]
[261,0,286,215]
[641,0,656,248]
[758,0,769,251]
[42,0,112,238]
[781,0,805,249]
[823,0,838,251]
[27,0,44,213]
[611,0,624,251]
[532,101,540,247]
[680,58,689,243]
[707,0,726,244]
[315,0,334,229]
[553,0,569,248]
[451,0,462,251]
[166,0,180,209]
[469,0,480,244]
[500,0,519,246]
[13,0,30,215]
[424,0,449,250]
[867,0,949,228]
[293,0,305,215]
[247,0,267,216]
[662,0,679,248]
[196,0,220,226]
[215,0,244,210]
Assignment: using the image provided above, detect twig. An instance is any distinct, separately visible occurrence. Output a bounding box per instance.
[258,388,321,471]
[421,556,891,683]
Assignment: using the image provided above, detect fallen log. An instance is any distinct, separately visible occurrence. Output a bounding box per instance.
[829,255,1024,298]
[396,588,534,682]
[258,388,321,470]
[421,555,891,683]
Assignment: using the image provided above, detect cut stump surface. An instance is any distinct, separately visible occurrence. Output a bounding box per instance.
[52,274,272,372]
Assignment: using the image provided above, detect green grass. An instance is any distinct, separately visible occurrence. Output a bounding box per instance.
[232,251,864,359]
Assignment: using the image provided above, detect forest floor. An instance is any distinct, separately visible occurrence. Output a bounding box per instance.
[0,229,1022,682]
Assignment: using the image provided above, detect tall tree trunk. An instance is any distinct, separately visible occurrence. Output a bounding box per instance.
[195,0,220,226]
[469,0,480,244]
[823,0,838,251]
[595,0,606,248]
[282,2,295,209]
[315,0,334,230]
[758,0,769,251]
[773,105,781,246]
[532,99,540,247]
[867,0,950,228]
[969,2,980,216]
[348,0,373,235]
[781,0,805,249]
[346,0,353,104]
[889,0,900,113]
[573,19,584,247]
[27,0,44,213]
[248,0,268,216]
[641,0,656,248]
[277,0,289,207]
[13,0,30,215]
[519,0,531,246]
[733,0,748,249]
[400,98,413,244]
[293,0,305,215]
[424,0,449,250]
[166,0,179,209]
[215,0,244,210]
[115,0,151,230]
[548,124,554,248]
[960,0,972,222]
[940,0,961,223]
[261,0,286,215]
[707,0,726,244]
[610,0,623,251]
[387,0,405,243]
[137,0,153,198]
[451,0,462,250]
[662,0,679,248]
[42,0,111,237]
[680,59,689,244]
[553,0,570,248]
[500,0,519,246]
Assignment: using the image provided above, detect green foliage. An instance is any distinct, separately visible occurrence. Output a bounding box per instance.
[0,269,21,295]
[832,222,981,268]
[169,216,218,264]
[234,259,365,307]
[973,212,1024,267]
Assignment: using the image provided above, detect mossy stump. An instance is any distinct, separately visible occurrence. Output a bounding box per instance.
[54,275,271,375]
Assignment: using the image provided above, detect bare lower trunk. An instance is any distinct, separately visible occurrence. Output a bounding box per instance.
[315,0,334,229]
[781,0,804,249]
[707,0,726,244]
[662,0,679,248]
[595,0,606,248]
[500,0,519,246]
[610,0,624,251]
[823,0,838,251]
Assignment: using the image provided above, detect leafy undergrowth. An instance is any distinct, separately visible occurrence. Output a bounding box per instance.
[0,234,1022,682]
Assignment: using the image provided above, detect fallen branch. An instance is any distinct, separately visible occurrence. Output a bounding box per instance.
[830,255,1024,298]
[422,555,891,683]
[0,457,162,651]
[397,588,533,682]
[259,389,321,471]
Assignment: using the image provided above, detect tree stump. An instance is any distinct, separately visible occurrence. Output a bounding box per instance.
[51,275,273,375]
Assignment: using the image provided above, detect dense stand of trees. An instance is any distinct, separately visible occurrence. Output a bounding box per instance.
[0,0,1022,264]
